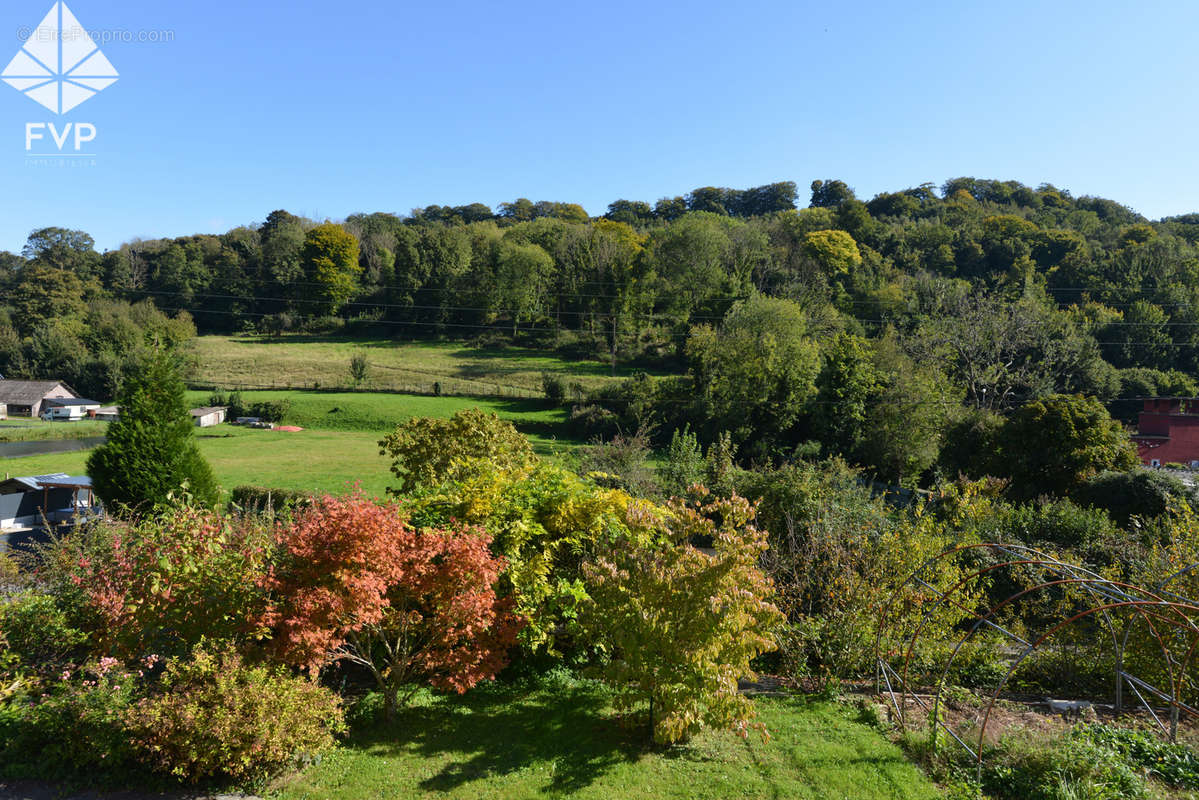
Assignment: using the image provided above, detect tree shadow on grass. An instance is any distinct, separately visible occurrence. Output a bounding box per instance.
[351,683,645,795]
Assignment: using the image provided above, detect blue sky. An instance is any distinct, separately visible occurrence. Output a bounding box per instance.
[0,0,1196,252]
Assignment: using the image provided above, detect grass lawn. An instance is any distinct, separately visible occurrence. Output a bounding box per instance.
[272,681,942,800]
[1,391,579,498]
[189,335,663,397]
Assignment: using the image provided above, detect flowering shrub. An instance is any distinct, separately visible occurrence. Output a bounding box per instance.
[125,643,344,783]
[0,658,139,782]
[35,507,274,658]
[261,494,521,717]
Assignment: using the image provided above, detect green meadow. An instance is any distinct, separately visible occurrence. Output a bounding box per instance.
[188,335,662,396]
[0,390,579,498]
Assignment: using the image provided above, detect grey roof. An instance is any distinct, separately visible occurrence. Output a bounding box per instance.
[190,407,227,416]
[35,475,92,489]
[45,398,100,407]
[0,473,81,494]
[0,380,74,406]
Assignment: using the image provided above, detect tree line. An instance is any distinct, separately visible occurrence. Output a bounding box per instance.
[3,176,1199,483]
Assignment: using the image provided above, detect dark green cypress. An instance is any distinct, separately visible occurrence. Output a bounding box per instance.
[87,351,219,514]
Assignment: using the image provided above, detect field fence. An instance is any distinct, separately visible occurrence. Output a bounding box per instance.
[186,377,545,401]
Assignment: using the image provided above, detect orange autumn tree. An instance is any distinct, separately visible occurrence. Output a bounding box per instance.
[260,494,520,717]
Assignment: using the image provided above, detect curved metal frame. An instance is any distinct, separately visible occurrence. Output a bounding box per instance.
[875,546,1199,779]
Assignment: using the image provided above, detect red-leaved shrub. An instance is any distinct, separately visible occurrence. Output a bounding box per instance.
[260,494,521,716]
[37,506,273,658]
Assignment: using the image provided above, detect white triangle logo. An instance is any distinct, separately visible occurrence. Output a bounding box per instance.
[1,2,118,114]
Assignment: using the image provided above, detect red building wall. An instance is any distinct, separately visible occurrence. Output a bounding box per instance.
[1132,399,1199,466]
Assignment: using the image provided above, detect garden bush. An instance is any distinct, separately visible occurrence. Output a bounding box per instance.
[583,491,784,744]
[577,429,659,498]
[411,460,642,657]
[34,507,273,659]
[0,593,88,672]
[1075,468,1198,528]
[0,658,140,783]
[379,408,535,494]
[261,494,520,717]
[126,643,344,783]
[979,726,1148,800]
[739,461,981,680]
[229,485,312,514]
[541,372,566,404]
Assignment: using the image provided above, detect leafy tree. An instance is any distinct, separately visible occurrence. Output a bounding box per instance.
[812,333,880,458]
[916,293,1114,410]
[494,239,555,332]
[262,494,519,718]
[647,213,737,319]
[686,296,821,459]
[260,210,308,292]
[802,229,862,276]
[1103,300,1173,370]
[302,223,361,314]
[86,351,220,513]
[10,262,88,336]
[379,409,535,495]
[605,199,655,225]
[583,491,784,744]
[992,394,1138,501]
[349,352,369,385]
[857,337,960,486]
[657,427,706,498]
[809,179,856,208]
[22,227,101,279]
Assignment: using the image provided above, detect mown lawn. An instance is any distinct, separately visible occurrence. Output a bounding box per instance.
[272,681,942,800]
[189,335,664,397]
[1,391,579,498]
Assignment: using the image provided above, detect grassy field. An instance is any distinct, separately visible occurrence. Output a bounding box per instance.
[0,391,578,497]
[272,681,942,800]
[189,335,661,397]
[0,419,110,442]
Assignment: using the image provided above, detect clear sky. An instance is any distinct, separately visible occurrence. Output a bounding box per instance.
[0,0,1196,252]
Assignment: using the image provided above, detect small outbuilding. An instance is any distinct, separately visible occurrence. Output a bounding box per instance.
[0,473,100,539]
[41,398,102,421]
[95,406,120,421]
[190,407,228,428]
[0,380,77,418]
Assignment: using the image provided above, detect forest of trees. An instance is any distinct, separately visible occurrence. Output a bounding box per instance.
[3,176,1199,486]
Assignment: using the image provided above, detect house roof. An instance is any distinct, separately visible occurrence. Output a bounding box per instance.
[44,398,100,407]
[0,473,90,494]
[190,407,227,416]
[0,380,75,406]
